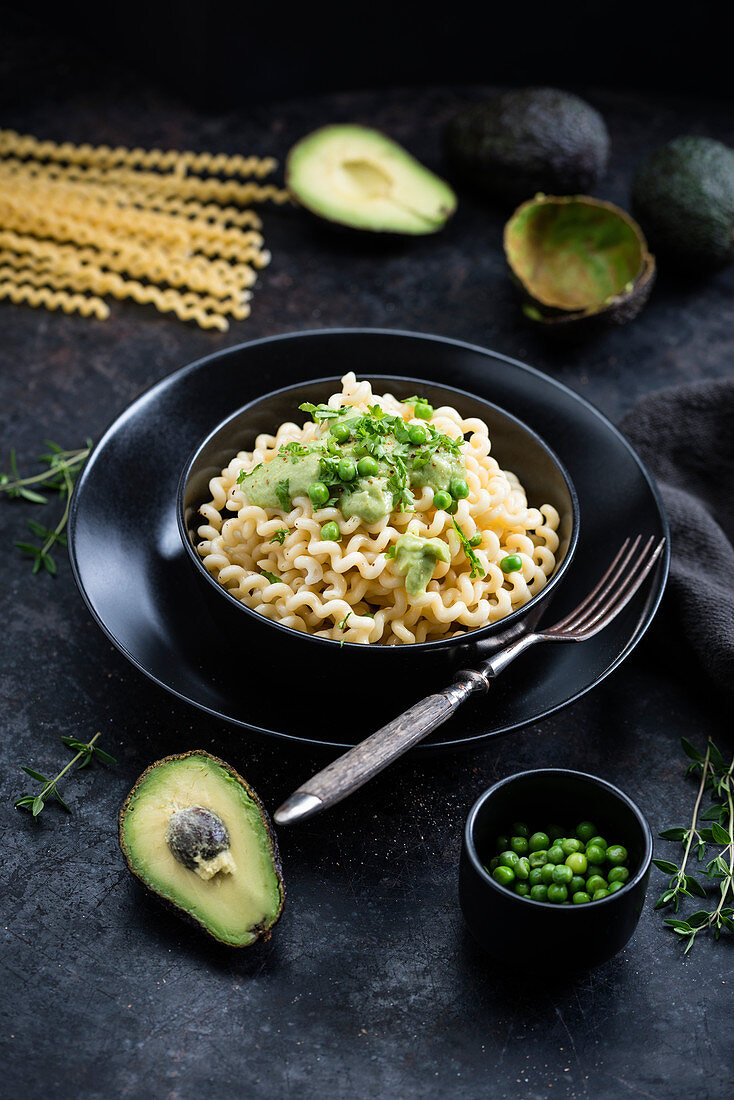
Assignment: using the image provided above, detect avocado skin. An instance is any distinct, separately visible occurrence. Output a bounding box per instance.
[504,194,655,337]
[632,136,734,271]
[444,88,610,206]
[119,750,285,947]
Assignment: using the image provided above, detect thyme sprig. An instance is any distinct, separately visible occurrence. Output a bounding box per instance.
[654,737,734,953]
[1,440,91,573]
[15,732,116,817]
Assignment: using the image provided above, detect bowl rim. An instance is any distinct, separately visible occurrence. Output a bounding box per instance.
[177,370,580,652]
[463,767,653,911]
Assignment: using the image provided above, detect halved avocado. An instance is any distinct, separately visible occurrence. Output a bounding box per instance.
[286,124,457,234]
[119,751,284,947]
[504,194,655,329]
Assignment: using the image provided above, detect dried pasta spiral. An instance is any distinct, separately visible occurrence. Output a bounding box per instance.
[197,374,560,645]
[0,129,288,328]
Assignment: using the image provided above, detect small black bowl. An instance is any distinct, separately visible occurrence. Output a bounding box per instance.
[177,372,578,679]
[459,769,653,971]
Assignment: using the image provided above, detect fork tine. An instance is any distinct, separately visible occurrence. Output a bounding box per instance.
[564,536,651,633]
[547,537,666,641]
[548,536,637,633]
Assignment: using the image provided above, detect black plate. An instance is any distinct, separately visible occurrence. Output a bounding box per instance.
[68,329,669,752]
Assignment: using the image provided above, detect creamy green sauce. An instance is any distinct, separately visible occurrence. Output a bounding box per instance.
[390,533,451,596]
[238,400,466,524]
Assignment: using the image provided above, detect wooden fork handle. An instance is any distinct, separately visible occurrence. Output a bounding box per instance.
[274,682,477,825]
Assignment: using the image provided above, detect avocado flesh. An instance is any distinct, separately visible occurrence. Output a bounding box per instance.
[632,136,734,271]
[287,124,457,234]
[120,752,284,947]
[504,195,654,326]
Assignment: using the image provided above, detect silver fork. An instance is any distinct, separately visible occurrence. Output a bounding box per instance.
[275,536,666,826]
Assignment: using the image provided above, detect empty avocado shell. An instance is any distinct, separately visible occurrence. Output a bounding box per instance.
[504,194,655,330]
[119,750,284,947]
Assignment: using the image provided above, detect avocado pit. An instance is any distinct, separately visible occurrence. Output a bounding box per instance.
[165,805,236,881]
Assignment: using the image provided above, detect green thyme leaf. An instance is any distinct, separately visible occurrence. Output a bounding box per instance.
[260,569,280,585]
[14,732,114,818]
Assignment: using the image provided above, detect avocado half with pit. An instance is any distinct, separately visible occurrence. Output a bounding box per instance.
[119,751,284,947]
[504,194,655,329]
[286,124,457,234]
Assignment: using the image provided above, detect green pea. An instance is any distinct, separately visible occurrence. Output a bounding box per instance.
[570,875,586,894]
[528,868,544,887]
[330,422,351,443]
[514,882,530,896]
[592,888,609,901]
[356,455,379,477]
[498,850,519,869]
[529,832,550,852]
[500,554,523,573]
[547,846,565,865]
[337,457,357,482]
[514,857,530,881]
[493,866,515,886]
[561,838,583,856]
[414,401,433,420]
[510,836,528,855]
[586,844,606,865]
[607,881,624,894]
[308,481,330,507]
[446,499,459,515]
[547,884,568,904]
[608,866,629,884]
[433,489,452,511]
[540,863,555,884]
[408,424,428,445]
[576,821,597,843]
[588,836,607,851]
[510,822,530,838]
[547,825,564,842]
[572,891,591,905]
[468,533,482,547]
[606,845,628,866]
[487,858,499,872]
[495,834,509,852]
[320,521,341,542]
[586,875,607,894]
[565,852,588,875]
[528,850,547,868]
[450,477,470,500]
[530,884,548,902]
[552,864,573,885]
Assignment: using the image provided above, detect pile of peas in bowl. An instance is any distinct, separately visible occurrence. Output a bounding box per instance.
[486,820,631,905]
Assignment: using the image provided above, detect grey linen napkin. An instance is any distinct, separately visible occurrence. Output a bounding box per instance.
[621,378,734,692]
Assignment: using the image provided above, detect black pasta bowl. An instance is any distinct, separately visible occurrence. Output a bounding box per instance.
[177,370,579,679]
[459,769,653,972]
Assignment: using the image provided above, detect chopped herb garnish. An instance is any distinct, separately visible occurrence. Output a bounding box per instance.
[279,441,313,463]
[452,519,485,578]
[299,402,349,421]
[339,611,352,632]
[274,480,291,511]
[400,395,424,404]
[385,544,397,559]
[260,569,280,584]
[270,528,288,545]
[236,462,262,485]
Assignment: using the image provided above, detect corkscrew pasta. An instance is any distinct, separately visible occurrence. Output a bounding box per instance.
[0,128,289,328]
[196,375,560,645]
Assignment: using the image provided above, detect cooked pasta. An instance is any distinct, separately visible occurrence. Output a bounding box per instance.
[0,129,289,328]
[196,375,560,645]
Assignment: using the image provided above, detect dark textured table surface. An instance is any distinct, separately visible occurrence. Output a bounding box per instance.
[2,46,734,1099]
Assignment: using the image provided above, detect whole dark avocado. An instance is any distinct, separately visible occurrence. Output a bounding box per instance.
[444,88,610,205]
[632,136,734,271]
